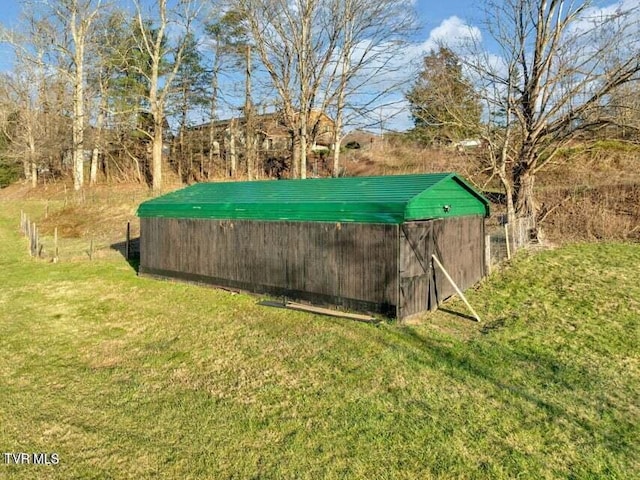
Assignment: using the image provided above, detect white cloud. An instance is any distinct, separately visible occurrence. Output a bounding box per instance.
[422,16,481,52]
[359,16,482,131]
[570,0,640,34]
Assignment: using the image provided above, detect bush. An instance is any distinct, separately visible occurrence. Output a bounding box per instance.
[0,158,21,188]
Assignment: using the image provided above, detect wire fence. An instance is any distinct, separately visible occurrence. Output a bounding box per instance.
[486,216,535,272]
[20,205,530,273]
[19,210,137,263]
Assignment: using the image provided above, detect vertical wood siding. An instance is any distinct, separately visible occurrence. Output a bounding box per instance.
[399,216,485,318]
[140,218,399,315]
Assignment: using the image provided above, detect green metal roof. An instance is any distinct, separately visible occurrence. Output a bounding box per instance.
[136,173,490,224]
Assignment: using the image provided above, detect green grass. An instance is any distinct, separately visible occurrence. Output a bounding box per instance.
[0,201,638,479]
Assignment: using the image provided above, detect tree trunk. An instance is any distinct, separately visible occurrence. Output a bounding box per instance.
[23,158,31,182]
[209,65,219,176]
[299,5,309,180]
[177,130,184,183]
[497,164,516,226]
[300,120,308,179]
[331,110,343,177]
[73,39,85,191]
[31,159,37,188]
[333,8,350,178]
[90,148,99,185]
[245,45,254,180]
[229,121,237,178]
[28,132,37,188]
[332,83,345,177]
[291,131,300,178]
[90,98,104,186]
[514,170,537,220]
[152,120,163,191]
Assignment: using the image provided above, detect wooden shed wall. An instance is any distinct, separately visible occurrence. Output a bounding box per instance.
[140,218,399,315]
[399,216,485,318]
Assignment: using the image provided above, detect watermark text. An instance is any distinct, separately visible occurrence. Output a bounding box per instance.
[2,453,60,466]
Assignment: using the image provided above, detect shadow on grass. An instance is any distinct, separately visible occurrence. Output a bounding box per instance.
[381,325,634,459]
[438,307,479,323]
[110,237,140,273]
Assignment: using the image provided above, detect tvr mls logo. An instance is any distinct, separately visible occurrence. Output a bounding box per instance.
[3,452,60,465]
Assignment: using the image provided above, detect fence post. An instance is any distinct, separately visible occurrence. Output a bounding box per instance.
[54,227,59,262]
[125,221,131,260]
[505,223,511,260]
[26,219,30,254]
[484,234,491,275]
[32,222,37,257]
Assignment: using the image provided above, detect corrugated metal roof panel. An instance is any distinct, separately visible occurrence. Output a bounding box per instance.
[137,173,489,223]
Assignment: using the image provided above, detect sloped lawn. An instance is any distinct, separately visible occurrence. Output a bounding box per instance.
[0,201,638,479]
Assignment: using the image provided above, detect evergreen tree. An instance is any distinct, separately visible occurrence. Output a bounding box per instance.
[406,46,481,146]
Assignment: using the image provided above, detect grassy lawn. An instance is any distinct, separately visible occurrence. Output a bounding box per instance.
[0,200,638,479]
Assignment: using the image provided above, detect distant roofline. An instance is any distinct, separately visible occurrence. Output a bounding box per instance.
[188,109,333,131]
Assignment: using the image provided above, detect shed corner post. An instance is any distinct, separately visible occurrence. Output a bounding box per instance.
[485,233,491,276]
[396,223,402,322]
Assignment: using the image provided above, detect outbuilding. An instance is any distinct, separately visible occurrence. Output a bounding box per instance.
[137,173,490,319]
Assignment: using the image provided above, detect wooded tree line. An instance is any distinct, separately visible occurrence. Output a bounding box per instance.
[407,0,640,233]
[0,0,638,234]
[0,0,416,191]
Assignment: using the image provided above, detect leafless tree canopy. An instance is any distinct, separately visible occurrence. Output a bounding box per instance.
[463,0,640,230]
[4,0,635,205]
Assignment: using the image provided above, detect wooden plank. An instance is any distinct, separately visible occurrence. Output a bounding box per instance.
[283,301,376,323]
[432,254,481,322]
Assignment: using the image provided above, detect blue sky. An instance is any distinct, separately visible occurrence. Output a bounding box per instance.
[0,0,481,131]
[0,1,479,29]
[0,0,634,131]
[0,1,480,68]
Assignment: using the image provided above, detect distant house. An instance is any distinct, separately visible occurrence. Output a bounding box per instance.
[453,138,488,152]
[184,109,335,158]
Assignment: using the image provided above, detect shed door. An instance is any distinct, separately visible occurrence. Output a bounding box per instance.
[399,217,485,319]
[398,221,438,318]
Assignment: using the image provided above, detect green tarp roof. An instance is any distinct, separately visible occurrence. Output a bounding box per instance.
[137,173,490,224]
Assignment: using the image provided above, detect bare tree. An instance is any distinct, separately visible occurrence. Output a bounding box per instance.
[235,0,416,178]
[2,1,104,190]
[203,9,248,178]
[236,0,343,178]
[42,0,103,190]
[87,9,127,186]
[67,0,103,190]
[604,81,640,142]
[465,0,640,231]
[133,0,201,191]
[0,16,74,187]
[323,0,417,176]
[0,68,42,188]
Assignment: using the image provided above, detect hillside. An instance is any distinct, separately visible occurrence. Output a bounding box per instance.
[2,141,638,255]
[0,193,638,478]
[339,141,640,242]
